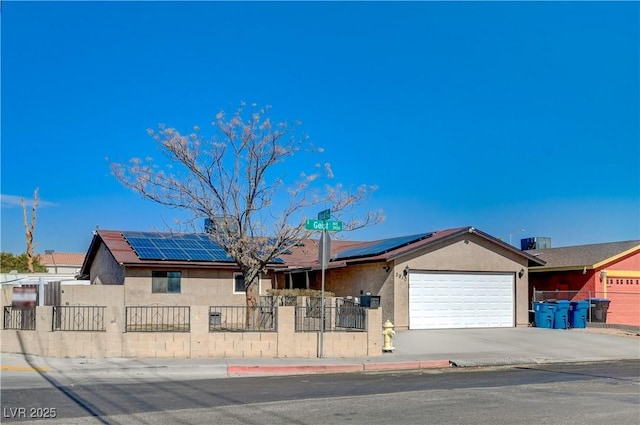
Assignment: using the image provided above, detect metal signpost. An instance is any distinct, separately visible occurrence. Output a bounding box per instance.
[305,209,343,358]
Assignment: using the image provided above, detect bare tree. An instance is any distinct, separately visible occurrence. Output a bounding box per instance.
[21,188,39,273]
[111,104,383,313]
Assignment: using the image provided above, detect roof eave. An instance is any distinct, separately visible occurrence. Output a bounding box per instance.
[592,245,640,269]
[529,265,592,273]
[79,233,102,276]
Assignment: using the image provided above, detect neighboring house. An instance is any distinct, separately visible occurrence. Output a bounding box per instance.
[527,240,640,326]
[38,251,85,275]
[2,251,87,287]
[80,227,544,330]
[275,226,544,330]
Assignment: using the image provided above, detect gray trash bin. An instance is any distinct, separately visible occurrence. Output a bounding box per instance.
[587,298,610,323]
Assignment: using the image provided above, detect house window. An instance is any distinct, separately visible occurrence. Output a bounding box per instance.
[152,271,181,294]
[234,273,245,293]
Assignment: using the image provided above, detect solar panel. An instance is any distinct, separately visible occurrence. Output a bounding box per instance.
[334,233,433,260]
[122,231,236,262]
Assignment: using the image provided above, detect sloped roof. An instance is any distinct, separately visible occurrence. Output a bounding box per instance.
[80,226,546,277]
[38,252,86,267]
[276,226,545,271]
[80,230,250,276]
[528,240,640,272]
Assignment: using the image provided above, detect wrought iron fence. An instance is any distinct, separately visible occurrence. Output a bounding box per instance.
[295,305,367,332]
[52,306,105,331]
[209,306,277,332]
[3,306,36,330]
[126,306,190,332]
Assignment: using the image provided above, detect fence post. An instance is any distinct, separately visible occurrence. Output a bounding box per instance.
[105,304,125,357]
[366,308,383,356]
[276,306,296,357]
[35,306,53,333]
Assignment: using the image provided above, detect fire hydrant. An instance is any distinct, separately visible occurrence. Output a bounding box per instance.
[382,320,395,352]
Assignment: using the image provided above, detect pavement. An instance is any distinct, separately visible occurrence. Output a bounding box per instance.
[1,327,639,384]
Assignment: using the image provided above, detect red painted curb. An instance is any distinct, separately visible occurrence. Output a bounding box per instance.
[228,364,364,375]
[363,360,450,371]
[363,361,421,371]
[418,360,451,369]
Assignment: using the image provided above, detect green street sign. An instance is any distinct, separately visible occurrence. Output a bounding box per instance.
[305,219,343,232]
[318,209,331,220]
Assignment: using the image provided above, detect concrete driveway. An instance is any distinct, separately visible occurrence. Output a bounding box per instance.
[392,326,640,366]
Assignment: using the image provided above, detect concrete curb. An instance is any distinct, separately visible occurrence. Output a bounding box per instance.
[227,359,452,376]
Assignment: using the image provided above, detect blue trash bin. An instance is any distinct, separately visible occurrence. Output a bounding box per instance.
[533,302,556,329]
[569,300,589,328]
[553,300,570,329]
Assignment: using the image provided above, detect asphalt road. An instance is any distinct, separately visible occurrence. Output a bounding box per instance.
[2,361,639,424]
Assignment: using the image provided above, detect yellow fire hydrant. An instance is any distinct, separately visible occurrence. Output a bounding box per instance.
[382,320,396,352]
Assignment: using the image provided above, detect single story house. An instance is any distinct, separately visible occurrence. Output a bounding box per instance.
[527,240,640,326]
[80,226,544,330]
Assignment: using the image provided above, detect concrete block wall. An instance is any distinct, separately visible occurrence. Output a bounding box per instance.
[1,299,383,359]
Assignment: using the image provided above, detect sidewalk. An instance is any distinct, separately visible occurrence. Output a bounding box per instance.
[2,327,639,382]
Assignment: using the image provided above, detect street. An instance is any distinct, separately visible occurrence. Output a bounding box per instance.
[1,360,639,424]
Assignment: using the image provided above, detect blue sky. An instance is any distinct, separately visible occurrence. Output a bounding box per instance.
[1,1,639,255]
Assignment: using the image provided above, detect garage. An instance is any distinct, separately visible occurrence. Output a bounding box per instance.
[409,271,515,329]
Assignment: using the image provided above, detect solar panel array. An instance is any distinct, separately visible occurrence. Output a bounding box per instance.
[122,231,286,263]
[122,231,235,262]
[334,233,433,260]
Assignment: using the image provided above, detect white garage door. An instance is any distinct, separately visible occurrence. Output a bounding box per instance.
[409,272,514,329]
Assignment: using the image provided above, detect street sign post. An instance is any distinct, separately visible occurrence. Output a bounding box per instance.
[305,211,343,358]
[318,231,331,268]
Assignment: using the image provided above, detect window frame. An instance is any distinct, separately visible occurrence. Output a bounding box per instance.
[151,271,182,294]
[233,272,246,294]
[233,272,261,295]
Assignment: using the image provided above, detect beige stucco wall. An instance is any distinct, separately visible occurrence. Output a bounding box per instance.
[89,242,126,285]
[122,268,273,306]
[60,285,125,306]
[323,263,394,322]
[391,233,530,329]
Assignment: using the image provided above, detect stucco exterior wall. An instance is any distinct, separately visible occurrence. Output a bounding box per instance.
[603,251,640,271]
[391,234,530,329]
[60,285,125,306]
[324,263,394,322]
[529,270,596,293]
[122,268,272,306]
[89,242,125,285]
